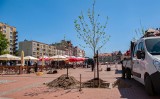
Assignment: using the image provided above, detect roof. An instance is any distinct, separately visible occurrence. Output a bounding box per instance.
[99,53,112,57]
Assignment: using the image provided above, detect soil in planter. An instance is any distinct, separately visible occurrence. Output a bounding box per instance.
[46,74,80,89]
[82,78,110,88]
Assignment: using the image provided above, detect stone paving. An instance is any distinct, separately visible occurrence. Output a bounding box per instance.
[0,64,160,99]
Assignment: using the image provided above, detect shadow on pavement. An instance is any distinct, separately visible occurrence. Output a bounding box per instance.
[115,70,122,74]
[117,78,160,99]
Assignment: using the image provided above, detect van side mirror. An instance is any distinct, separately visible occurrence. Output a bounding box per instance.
[136,50,145,59]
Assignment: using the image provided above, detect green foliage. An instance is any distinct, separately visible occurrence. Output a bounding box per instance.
[74,0,110,55]
[0,31,9,55]
[1,50,9,54]
[134,20,145,40]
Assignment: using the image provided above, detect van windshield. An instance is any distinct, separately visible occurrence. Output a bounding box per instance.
[145,38,160,55]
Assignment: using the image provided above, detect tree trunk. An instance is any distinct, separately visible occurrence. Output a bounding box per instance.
[97,50,99,79]
[93,48,96,79]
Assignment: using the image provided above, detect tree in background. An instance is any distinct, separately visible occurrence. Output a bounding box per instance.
[133,21,145,41]
[0,31,9,55]
[74,0,110,55]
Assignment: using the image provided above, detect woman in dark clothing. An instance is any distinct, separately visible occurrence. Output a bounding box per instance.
[34,62,38,72]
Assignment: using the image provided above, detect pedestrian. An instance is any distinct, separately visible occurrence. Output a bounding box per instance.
[7,61,10,66]
[27,60,31,73]
[91,60,95,72]
[121,58,126,79]
[34,62,38,72]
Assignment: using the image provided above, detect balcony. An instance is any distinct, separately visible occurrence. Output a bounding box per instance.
[13,42,18,46]
[13,46,17,50]
[13,38,18,42]
[14,31,18,34]
[14,35,18,38]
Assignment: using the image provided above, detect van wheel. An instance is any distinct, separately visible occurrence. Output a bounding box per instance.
[145,76,154,96]
[126,68,131,79]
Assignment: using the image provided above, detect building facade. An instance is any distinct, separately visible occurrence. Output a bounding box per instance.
[0,22,18,55]
[73,46,85,57]
[19,39,85,58]
[98,51,122,63]
[19,40,57,58]
[52,40,85,57]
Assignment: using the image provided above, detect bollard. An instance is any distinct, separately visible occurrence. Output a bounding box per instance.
[79,74,82,91]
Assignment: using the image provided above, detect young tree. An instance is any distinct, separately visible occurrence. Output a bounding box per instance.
[74,0,110,55]
[74,0,110,80]
[0,31,9,55]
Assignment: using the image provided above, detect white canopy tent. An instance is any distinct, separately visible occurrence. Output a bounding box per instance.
[50,55,67,61]
[24,56,38,60]
[0,54,20,60]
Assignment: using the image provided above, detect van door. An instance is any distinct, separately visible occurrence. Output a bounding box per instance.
[132,43,141,78]
[132,42,145,84]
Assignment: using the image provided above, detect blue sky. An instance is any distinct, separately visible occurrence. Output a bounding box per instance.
[1,0,160,57]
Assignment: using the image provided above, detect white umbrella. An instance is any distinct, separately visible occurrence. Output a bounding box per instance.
[63,55,69,58]
[24,56,38,60]
[0,54,20,60]
[21,51,24,66]
[50,55,67,61]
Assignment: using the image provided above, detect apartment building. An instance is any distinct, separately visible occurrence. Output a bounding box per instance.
[52,40,74,56]
[0,22,18,55]
[98,51,122,63]
[19,40,57,58]
[53,40,85,57]
[74,46,85,57]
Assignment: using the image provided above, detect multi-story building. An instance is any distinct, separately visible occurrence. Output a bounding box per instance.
[73,46,85,57]
[19,40,57,58]
[19,39,86,58]
[0,22,18,55]
[98,51,122,63]
[52,40,85,57]
[98,53,112,62]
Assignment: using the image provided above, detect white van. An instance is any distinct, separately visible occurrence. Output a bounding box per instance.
[132,36,160,95]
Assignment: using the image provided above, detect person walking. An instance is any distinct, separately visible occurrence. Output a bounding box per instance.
[27,60,31,73]
[91,60,95,72]
[34,62,38,72]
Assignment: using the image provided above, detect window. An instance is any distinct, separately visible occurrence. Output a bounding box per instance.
[133,44,138,57]
[145,38,160,55]
[40,53,42,56]
[10,27,13,31]
[10,36,13,39]
[33,43,36,46]
[138,42,144,51]
[3,25,6,29]
[33,48,37,51]
[3,30,6,33]
[33,52,36,55]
